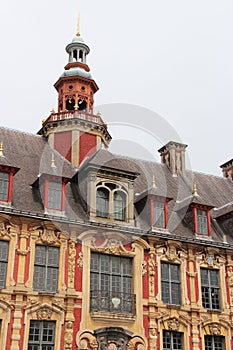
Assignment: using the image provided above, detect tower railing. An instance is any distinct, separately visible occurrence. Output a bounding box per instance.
[45,110,105,126]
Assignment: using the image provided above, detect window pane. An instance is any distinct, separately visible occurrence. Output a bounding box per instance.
[90,253,133,313]
[48,181,62,210]
[113,191,126,221]
[0,172,9,201]
[197,209,208,234]
[201,269,220,310]
[0,241,8,288]
[163,331,182,350]
[28,321,55,350]
[34,246,59,292]
[96,188,109,218]
[205,335,224,350]
[154,201,165,227]
[161,262,181,305]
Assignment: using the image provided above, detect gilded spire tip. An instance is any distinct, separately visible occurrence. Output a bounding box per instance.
[76,13,81,37]
[193,182,199,197]
[51,153,56,168]
[0,142,3,157]
[152,175,156,188]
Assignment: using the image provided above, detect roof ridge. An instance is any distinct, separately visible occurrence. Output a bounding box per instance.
[0,126,42,138]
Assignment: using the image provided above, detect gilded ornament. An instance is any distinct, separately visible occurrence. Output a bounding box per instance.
[209,323,221,336]
[167,318,180,331]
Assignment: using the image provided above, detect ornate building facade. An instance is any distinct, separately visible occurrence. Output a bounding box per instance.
[0,27,233,350]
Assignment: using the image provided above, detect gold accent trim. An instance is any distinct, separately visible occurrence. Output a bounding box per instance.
[76,13,81,37]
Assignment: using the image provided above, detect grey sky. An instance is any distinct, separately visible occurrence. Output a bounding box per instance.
[0,0,232,176]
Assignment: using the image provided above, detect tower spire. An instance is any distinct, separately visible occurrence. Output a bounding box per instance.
[76,13,81,37]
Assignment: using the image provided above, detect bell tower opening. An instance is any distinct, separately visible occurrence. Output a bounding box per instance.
[66,98,75,111]
[78,98,86,111]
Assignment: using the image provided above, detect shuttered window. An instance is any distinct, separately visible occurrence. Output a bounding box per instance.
[33,246,59,292]
[28,320,56,350]
[0,241,8,288]
[161,262,181,305]
[0,172,9,201]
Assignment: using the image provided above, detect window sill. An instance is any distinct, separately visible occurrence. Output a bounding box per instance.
[0,201,12,208]
[195,234,212,241]
[44,209,66,217]
[90,310,136,323]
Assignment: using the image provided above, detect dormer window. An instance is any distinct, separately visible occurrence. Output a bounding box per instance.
[0,166,18,204]
[193,206,211,236]
[96,183,127,222]
[150,198,169,228]
[0,172,9,201]
[39,176,67,214]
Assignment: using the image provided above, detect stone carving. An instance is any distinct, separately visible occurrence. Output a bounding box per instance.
[79,339,89,350]
[142,261,147,276]
[149,328,157,350]
[39,229,60,244]
[52,298,64,308]
[228,266,233,287]
[36,307,52,320]
[77,251,83,268]
[64,321,73,349]
[167,318,180,331]
[148,252,156,296]
[68,241,76,284]
[209,323,221,336]
[16,247,30,256]
[91,238,135,257]
[0,222,9,237]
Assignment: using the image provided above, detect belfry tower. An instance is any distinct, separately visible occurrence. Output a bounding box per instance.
[38,21,111,167]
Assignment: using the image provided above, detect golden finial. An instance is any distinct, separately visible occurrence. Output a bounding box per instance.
[0,142,3,157]
[74,104,79,111]
[152,175,156,188]
[104,122,108,129]
[97,111,101,117]
[193,182,199,197]
[51,153,56,168]
[42,118,45,125]
[50,108,55,114]
[76,13,81,37]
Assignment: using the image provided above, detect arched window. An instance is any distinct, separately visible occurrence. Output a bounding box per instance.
[114,191,126,221]
[96,188,109,218]
[79,50,83,61]
[66,98,75,111]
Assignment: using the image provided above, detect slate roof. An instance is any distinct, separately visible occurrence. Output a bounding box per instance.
[0,127,233,245]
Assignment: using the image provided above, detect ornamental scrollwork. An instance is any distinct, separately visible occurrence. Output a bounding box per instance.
[0,222,10,237]
[39,229,60,245]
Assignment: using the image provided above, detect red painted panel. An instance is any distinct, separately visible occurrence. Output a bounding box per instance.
[54,131,72,162]
[73,308,82,349]
[79,132,96,164]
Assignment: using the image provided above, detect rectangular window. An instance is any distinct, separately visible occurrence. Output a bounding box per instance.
[48,181,62,210]
[28,320,55,350]
[201,268,220,310]
[154,201,165,227]
[163,330,183,350]
[33,246,59,292]
[197,209,208,234]
[0,172,9,201]
[161,262,181,305]
[90,253,135,314]
[0,241,8,289]
[205,335,224,350]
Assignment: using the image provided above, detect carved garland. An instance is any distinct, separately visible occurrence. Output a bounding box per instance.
[90,238,135,257]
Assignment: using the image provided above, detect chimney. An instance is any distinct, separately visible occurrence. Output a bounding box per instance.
[220,159,233,180]
[158,141,187,175]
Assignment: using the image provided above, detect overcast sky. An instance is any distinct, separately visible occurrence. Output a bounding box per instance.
[0,0,232,176]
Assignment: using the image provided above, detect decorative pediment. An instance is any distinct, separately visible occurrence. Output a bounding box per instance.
[195,247,225,267]
[156,241,187,262]
[91,238,135,257]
